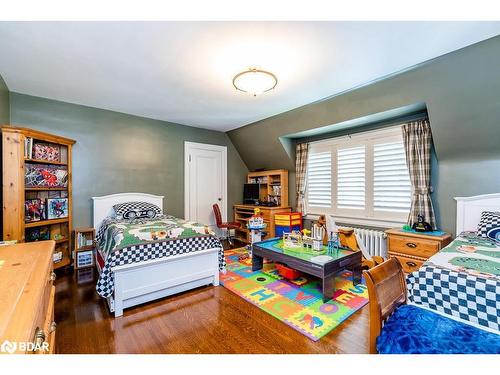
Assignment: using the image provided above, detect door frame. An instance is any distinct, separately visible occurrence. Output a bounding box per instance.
[184,141,228,223]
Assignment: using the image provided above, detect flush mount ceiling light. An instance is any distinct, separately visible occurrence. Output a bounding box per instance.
[232,68,278,96]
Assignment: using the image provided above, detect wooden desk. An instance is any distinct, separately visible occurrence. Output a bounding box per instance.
[0,241,56,354]
[233,205,291,243]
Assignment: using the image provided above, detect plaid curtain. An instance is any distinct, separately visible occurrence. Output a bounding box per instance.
[402,119,436,229]
[295,142,309,215]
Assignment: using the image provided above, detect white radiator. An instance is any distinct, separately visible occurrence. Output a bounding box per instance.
[352,227,387,259]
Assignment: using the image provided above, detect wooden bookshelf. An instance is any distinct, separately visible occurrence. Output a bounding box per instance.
[234,169,291,243]
[1,126,76,270]
[246,169,289,207]
[24,158,68,166]
[25,218,69,228]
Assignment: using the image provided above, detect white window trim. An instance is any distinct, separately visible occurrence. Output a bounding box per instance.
[306,126,410,226]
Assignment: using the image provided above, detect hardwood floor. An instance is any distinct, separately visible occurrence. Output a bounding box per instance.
[54,267,370,354]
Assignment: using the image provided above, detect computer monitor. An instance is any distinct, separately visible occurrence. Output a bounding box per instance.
[243,183,261,204]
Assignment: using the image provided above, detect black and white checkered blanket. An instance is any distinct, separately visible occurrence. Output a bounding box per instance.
[96,236,225,298]
[407,265,500,332]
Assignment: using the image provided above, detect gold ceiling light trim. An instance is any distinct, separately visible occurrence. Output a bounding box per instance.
[232,68,278,96]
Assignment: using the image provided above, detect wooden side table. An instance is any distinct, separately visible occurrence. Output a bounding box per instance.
[73,227,96,270]
[385,228,452,273]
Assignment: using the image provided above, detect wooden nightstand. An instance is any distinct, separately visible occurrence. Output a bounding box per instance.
[385,228,452,273]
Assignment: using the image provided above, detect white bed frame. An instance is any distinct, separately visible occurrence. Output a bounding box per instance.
[93,192,220,317]
[455,193,500,234]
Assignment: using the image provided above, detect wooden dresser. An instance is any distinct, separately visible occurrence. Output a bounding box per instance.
[0,241,56,354]
[385,228,452,273]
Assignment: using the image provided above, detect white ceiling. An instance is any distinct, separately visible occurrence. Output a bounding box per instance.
[0,22,499,131]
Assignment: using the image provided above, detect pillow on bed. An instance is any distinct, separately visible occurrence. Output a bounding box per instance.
[477,211,500,241]
[113,201,162,220]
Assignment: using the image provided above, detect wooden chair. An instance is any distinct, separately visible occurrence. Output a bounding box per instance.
[363,257,407,354]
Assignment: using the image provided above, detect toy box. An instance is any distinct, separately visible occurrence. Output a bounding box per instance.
[275,262,302,279]
[275,212,302,236]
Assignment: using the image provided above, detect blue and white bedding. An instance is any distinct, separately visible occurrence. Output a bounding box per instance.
[407,232,500,333]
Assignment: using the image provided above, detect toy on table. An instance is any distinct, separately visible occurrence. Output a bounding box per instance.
[412,214,433,232]
[327,231,340,256]
[282,225,324,253]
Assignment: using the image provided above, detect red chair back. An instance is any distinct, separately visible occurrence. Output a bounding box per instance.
[212,203,223,228]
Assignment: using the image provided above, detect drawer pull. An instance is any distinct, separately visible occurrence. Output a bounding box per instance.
[406,261,417,268]
[406,242,417,248]
[49,322,57,333]
[33,327,46,350]
[50,272,56,282]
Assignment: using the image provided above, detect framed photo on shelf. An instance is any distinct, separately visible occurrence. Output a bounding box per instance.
[53,250,64,263]
[76,250,94,269]
[47,198,69,219]
[24,198,46,222]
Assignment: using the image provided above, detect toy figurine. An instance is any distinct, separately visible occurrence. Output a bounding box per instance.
[327,231,339,256]
[311,224,324,251]
[246,208,266,254]
[412,214,433,232]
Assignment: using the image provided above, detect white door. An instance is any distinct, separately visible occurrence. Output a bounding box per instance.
[184,142,227,231]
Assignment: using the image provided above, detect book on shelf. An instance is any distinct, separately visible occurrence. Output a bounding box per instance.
[24,137,62,162]
[24,137,34,159]
[77,232,94,249]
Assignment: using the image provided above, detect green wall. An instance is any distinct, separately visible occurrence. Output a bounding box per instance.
[228,36,500,235]
[9,93,248,227]
[0,74,9,123]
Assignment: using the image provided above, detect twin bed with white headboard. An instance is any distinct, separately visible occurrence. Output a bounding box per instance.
[455,193,500,234]
[406,193,500,333]
[93,192,222,317]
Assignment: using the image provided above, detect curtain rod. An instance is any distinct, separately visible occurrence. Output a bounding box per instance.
[297,112,428,145]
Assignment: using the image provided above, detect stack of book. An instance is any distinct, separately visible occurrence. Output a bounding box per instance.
[76,232,93,248]
[24,137,34,159]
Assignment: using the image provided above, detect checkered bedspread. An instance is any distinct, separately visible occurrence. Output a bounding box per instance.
[406,231,500,333]
[95,227,225,298]
[407,265,500,332]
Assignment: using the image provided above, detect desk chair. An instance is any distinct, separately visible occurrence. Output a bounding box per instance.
[212,203,241,247]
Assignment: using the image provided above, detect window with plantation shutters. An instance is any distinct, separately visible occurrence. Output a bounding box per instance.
[306,151,332,208]
[337,146,365,210]
[305,126,411,223]
[373,141,411,213]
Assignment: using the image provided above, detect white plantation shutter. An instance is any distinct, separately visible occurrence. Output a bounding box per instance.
[337,146,365,209]
[305,126,412,223]
[307,151,332,208]
[373,141,411,212]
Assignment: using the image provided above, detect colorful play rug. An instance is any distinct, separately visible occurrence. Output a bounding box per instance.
[221,247,369,341]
